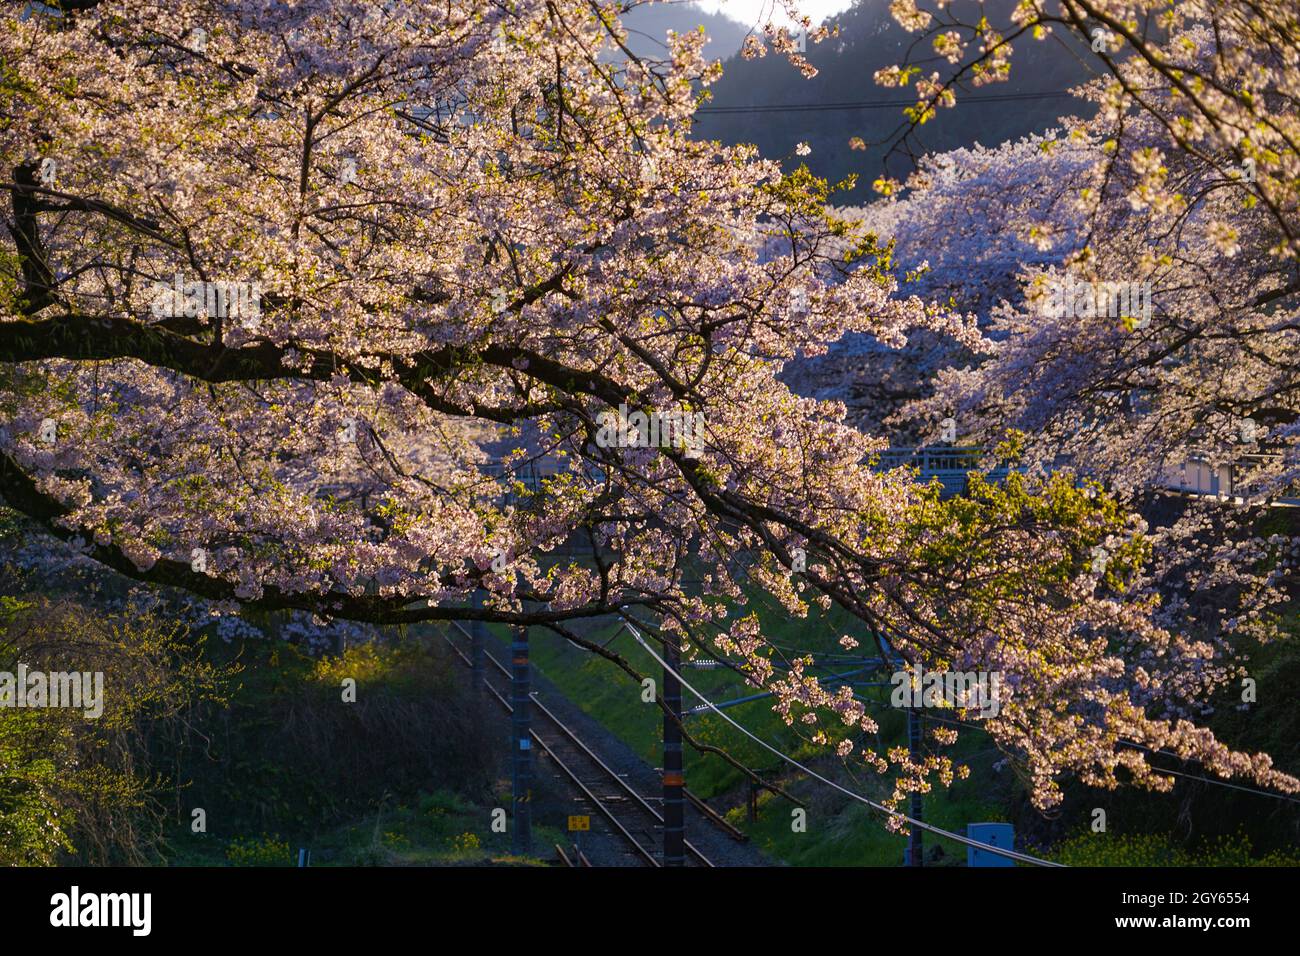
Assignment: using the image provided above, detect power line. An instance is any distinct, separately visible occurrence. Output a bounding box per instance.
[875,696,1300,808]
[620,584,1300,857]
[692,544,1300,809]
[1117,740,1300,806]
[696,89,1079,115]
[619,615,1064,867]
[636,538,1300,816]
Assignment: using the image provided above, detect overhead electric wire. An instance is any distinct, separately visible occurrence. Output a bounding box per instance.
[699,544,1300,808]
[611,517,1299,817]
[695,89,1080,115]
[857,693,1300,808]
[703,638,1300,811]
[1115,740,1300,806]
[618,615,1064,867]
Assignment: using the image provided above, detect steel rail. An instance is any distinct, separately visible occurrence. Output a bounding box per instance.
[441,628,661,866]
[443,625,716,866]
[449,621,717,868]
[447,622,716,866]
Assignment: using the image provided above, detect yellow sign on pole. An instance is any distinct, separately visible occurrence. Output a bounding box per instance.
[567,815,590,832]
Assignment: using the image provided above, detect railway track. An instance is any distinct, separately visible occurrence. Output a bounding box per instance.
[554,843,592,867]
[443,621,717,867]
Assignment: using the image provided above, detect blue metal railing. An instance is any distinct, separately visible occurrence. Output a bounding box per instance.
[872,446,1011,498]
[872,447,1300,506]
[475,447,1012,502]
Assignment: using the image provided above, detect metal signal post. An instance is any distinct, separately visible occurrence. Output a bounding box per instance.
[663,633,686,866]
[511,625,532,856]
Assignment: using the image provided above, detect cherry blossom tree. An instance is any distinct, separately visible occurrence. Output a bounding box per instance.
[784,131,1097,436]
[863,2,1300,651]
[1,0,1295,820]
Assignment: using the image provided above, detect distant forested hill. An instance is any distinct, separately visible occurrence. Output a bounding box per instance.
[694,0,1099,203]
[618,1,749,62]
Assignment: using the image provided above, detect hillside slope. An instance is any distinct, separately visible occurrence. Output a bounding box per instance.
[696,0,1098,204]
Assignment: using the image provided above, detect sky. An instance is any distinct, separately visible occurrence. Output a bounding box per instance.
[694,0,858,30]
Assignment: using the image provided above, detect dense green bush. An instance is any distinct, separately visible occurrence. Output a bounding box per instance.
[0,597,229,864]
[166,636,498,844]
[1051,831,1300,867]
[224,834,293,867]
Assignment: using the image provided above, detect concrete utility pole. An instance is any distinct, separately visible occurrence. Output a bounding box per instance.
[470,591,487,695]
[662,633,686,866]
[510,625,532,856]
[906,705,923,866]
